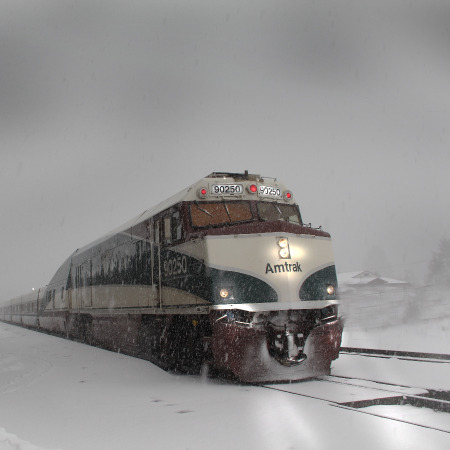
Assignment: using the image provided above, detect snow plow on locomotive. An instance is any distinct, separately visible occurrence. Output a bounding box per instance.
[0,171,343,382]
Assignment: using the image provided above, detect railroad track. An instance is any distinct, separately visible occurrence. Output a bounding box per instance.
[324,375,450,412]
[261,373,450,434]
[339,347,450,363]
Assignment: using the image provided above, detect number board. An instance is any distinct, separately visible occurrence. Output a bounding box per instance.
[211,184,244,196]
[258,185,282,198]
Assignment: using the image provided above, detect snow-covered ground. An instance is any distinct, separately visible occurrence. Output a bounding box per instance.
[1,292,449,450]
[340,285,450,354]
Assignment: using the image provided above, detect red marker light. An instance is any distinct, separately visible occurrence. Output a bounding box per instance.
[286,192,291,199]
[249,184,257,193]
[284,191,293,201]
[198,187,208,198]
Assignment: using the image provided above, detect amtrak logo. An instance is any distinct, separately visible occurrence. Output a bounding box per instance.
[265,262,302,274]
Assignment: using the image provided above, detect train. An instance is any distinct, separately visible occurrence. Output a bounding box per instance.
[0,171,344,382]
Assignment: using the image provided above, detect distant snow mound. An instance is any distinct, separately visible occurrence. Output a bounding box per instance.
[0,428,59,450]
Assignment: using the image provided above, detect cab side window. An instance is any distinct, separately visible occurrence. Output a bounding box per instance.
[171,210,182,241]
[164,216,172,245]
[161,208,183,245]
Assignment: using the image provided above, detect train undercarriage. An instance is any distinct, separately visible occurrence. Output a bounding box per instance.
[5,305,343,383]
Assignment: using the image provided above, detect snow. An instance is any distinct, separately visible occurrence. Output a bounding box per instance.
[342,317,450,355]
[363,405,450,435]
[1,300,450,450]
[340,284,450,354]
[332,353,450,393]
[338,271,410,288]
[270,376,428,404]
[0,428,53,450]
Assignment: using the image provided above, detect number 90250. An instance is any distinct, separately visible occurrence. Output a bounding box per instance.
[212,184,243,195]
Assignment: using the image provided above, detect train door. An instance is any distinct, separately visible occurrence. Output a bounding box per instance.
[153,220,162,307]
[151,208,183,309]
[75,266,81,310]
[83,260,92,308]
[76,262,92,309]
[67,282,72,310]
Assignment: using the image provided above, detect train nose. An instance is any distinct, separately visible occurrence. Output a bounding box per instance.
[265,322,309,366]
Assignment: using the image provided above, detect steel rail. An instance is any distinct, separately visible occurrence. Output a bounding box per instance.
[260,376,450,435]
[340,347,450,362]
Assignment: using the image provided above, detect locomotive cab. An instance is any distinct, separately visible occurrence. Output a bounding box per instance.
[156,172,344,381]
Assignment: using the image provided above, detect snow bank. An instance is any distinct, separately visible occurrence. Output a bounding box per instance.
[340,285,450,353]
[0,428,59,450]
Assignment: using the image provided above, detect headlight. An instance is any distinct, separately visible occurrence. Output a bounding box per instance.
[278,238,288,248]
[326,285,335,296]
[218,287,234,300]
[277,237,291,259]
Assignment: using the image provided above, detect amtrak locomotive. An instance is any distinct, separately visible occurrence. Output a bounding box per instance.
[0,172,344,382]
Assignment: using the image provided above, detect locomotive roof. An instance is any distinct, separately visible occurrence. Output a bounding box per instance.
[74,172,295,256]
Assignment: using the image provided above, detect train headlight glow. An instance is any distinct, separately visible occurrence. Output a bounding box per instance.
[219,288,230,299]
[277,237,291,259]
[326,285,335,296]
[278,238,288,248]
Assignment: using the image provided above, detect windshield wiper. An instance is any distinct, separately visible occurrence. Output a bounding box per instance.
[274,203,289,222]
[194,202,213,217]
[274,203,298,223]
[223,200,232,222]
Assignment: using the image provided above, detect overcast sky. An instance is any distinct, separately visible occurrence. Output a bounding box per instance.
[1,0,450,299]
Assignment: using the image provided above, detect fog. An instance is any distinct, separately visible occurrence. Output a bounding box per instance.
[1,0,450,300]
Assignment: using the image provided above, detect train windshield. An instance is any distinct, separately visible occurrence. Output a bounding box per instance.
[257,202,302,224]
[190,201,253,228]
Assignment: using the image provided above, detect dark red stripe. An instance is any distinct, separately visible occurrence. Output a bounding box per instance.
[186,221,330,239]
